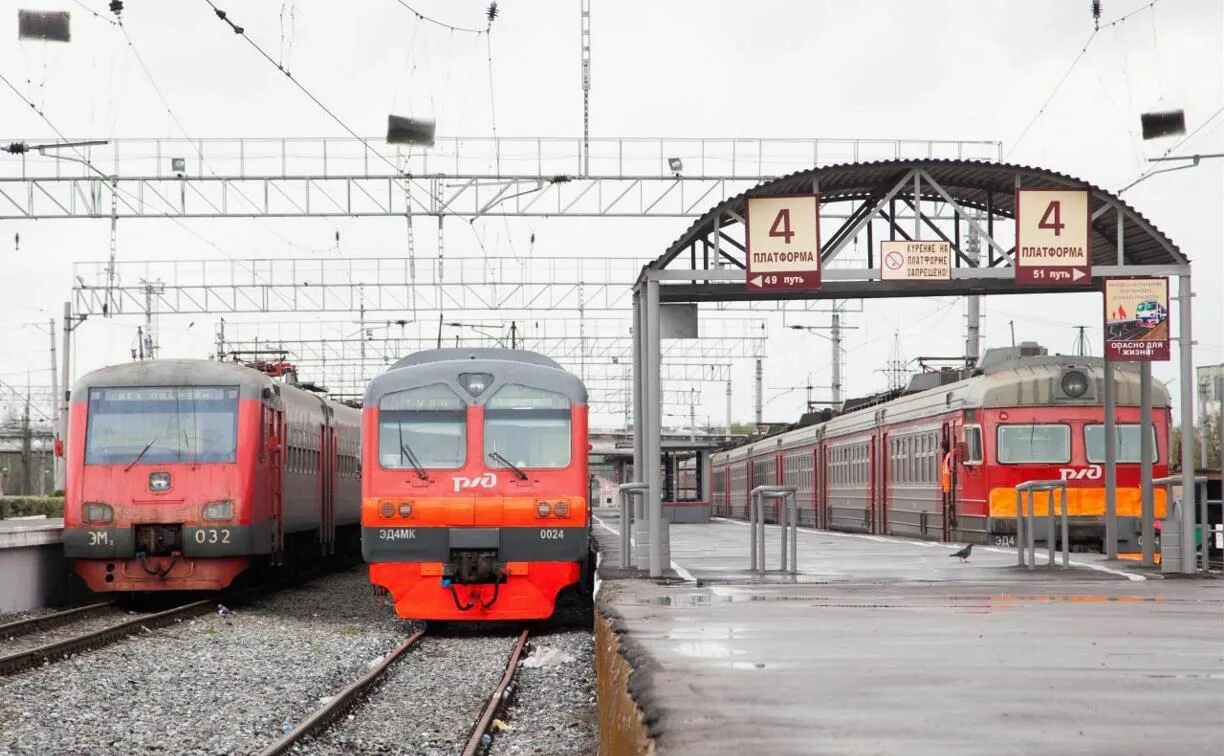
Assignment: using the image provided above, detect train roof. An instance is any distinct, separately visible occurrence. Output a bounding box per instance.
[390,348,562,370]
[712,353,1171,459]
[369,348,586,407]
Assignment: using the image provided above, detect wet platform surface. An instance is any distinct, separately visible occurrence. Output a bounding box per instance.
[0,517,63,548]
[593,512,1224,755]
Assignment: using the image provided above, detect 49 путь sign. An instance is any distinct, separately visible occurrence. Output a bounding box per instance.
[745,194,821,291]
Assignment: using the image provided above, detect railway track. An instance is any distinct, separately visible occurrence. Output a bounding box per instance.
[0,601,114,641]
[0,599,213,676]
[258,628,531,756]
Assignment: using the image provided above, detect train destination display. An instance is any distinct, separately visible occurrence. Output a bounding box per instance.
[1104,277,1170,361]
[1014,188,1092,285]
[879,240,951,281]
[745,194,822,291]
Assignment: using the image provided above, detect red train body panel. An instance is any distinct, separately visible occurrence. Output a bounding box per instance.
[713,349,1169,550]
[361,349,591,621]
[64,359,360,592]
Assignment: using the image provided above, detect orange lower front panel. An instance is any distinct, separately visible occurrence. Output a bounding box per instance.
[73,557,250,592]
[369,561,580,621]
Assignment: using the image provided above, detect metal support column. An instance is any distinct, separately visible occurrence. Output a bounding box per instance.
[1140,362,1155,566]
[1177,273,1196,575]
[631,291,643,487]
[724,379,732,441]
[59,301,72,491]
[1103,358,1118,557]
[831,310,842,406]
[754,358,763,425]
[645,278,665,578]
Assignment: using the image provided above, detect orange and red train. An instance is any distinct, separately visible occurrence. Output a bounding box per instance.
[63,359,361,592]
[712,344,1169,551]
[360,348,593,621]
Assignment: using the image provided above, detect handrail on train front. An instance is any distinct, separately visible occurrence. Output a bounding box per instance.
[1152,474,1210,572]
[1014,480,1069,569]
[616,482,649,569]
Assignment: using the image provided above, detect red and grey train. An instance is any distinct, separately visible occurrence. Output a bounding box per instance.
[63,359,361,592]
[361,348,592,621]
[712,344,1170,550]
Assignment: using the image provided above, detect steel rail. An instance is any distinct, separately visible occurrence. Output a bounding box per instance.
[0,600,212,676]
[256,630,428,756]
[0,602,114,641]
[462,629,531,756]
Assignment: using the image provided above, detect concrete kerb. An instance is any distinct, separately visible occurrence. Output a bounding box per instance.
[595,584,663,756]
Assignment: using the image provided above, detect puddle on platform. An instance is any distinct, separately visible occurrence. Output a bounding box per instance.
[1145,672,1224,680]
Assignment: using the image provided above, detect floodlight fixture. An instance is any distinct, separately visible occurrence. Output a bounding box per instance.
[1140,110,1186,140]
[171,157,186,174]
[18,10,70,42]
[667,157,683,176]
[386,115,436,147]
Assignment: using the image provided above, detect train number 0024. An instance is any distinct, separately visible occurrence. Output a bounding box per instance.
[194,528,232,544]
[539,529,565,540]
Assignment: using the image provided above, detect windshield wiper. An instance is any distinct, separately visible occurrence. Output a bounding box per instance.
[397,424,429,480]
[125,437,158,472]
[488,451,527,481]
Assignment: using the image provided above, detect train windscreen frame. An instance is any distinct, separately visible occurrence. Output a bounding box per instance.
[84,386,239,465]
[996,423,1071,464]
[1083,423,1158,463]
[484,383,572,469]
[378,383,467,469]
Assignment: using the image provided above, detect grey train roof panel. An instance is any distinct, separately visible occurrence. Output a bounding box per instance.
[73,359,274,400]
[649,158,1186,272]
[390,348,562,371]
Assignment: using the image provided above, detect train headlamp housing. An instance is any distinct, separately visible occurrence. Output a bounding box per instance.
[82,502,113,523]
[459,372,494,397]
[553,501,570,517]
[380,501,395,518]
[202,500,234,521]
[1059,369,1091,400]
[149,472,171,491]
[535,501,552,518]
[397,502,413,518]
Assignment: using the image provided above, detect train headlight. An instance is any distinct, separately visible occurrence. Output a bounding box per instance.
[553,501,570,517]
[380,501,395,518]
[82,503,113,523]
[202,500,234,521]
[397,502,413,518]
[536,501,552,517]
[149,472,171,491]
[459,372,494,397]
[1061,369,1090,399]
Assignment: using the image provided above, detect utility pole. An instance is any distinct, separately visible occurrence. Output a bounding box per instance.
[215,317,226,360]
[580,0,592,175]
[1073,326,1091,357]
[725,379,732,440]
[753,358,763,425]
[965,218,982,366]
[1009,320,1016,347]
[49,317,60,492]
[140,279,164,358]
[21,377,31,496]
[831,310,842,407]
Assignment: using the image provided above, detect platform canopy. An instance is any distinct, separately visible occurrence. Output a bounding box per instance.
[638,158,1189,301]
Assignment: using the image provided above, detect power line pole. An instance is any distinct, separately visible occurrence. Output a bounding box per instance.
[21,376,31,496]
[48,317,60,492]
[831,310,842,406]
[965,216,982,365]
[580,0,592,175]
[753,358,763,425]
[1073,325,1091,357]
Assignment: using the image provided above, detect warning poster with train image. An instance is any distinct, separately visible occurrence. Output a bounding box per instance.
[1103,277,1169,361]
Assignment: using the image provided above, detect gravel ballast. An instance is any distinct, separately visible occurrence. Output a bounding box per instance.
[0,568,409,755]
[488,627,597,756]
[0,608,137,656]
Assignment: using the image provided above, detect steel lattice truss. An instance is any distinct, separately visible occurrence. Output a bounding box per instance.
[0,136,1002,219]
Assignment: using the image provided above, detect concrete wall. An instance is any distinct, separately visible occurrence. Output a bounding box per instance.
[0,544,66,613]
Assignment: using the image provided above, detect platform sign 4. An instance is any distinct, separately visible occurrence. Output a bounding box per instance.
[1104,277,1170,361]
[745,194,821,291]
[1015,189,1091,285]
[880,240,951,281]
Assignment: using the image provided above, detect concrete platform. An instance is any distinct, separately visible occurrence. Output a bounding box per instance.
[0,517,66,612]
[592,513,1224,755]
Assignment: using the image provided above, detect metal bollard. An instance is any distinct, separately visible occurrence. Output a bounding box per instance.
[1060,485,1069,568]
[1015,489,1025,568]
[617,482,647,570]
[1026,488,1036,570]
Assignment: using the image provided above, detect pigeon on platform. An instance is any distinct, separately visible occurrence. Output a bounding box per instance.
[949,544,973,562]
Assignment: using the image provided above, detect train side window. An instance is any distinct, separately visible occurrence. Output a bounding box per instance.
[963,426,983,465]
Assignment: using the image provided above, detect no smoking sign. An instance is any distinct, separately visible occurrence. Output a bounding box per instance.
[880,240,950,281]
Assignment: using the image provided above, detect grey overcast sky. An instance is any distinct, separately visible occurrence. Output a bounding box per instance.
[1,0,1221,428]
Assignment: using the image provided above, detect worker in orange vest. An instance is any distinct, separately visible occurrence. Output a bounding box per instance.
[940,439,952,495]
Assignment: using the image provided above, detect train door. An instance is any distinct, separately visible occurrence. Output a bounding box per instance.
[876,429,889,535]
[941,422,955,541]
[265,404,285,564]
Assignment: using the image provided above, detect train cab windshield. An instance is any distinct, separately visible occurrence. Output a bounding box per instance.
[84,386,239,465]
[484,383,571,469]
[996,423,1071,464]
[1084,423,1158,463]
[378,384,467,469]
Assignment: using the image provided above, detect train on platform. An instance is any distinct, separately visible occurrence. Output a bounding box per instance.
[63,359,361,592]
[361,348,593,621]
[711,343,1170,551]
